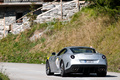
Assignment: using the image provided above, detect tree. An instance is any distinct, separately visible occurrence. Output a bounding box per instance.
[85,0,120,10]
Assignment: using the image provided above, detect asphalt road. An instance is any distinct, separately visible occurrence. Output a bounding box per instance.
[0,63,120,80]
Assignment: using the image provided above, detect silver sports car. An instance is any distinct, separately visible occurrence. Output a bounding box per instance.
[46,46,107,77]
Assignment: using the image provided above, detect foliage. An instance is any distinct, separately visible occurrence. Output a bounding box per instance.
[0,19,66,64]
[0,73,9,80]
[86,0,120,10]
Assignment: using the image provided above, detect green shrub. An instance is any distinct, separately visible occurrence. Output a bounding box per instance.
[0,73,9,80]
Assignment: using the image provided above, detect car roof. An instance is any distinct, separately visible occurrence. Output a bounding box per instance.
[64,46,95,49]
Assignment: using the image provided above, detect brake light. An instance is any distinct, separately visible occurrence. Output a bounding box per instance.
[102,55,106,59]
[71,55,75,59]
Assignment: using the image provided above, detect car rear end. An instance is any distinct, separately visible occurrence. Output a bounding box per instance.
[65,53,107,74]
[65,47,107,76]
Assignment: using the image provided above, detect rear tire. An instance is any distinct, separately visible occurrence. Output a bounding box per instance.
[46,60,54,75]
[60,61,67,77]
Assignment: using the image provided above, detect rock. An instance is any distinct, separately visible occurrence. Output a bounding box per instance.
[42,16,51,20]
[42,4,56,11]
[43,13,50,16]
[0,31,4,34]
[66,11,75,18]
[0,26,4,30]
[5,26,9,30]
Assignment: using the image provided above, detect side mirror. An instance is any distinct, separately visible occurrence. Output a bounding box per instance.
[52,52,56,55]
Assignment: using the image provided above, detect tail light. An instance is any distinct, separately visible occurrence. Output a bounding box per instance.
[102,55,106,59]
[71,55,75,59]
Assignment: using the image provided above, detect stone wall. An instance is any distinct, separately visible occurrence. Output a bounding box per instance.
[11,1,86,35]
[0,5,42,38]
[8,6,42,34]
[0,6,31,38]
[36,1,86,23]
[12,17,30,34]
[5,6,31,26]
[0,1,87,38]
[0,11,5,39]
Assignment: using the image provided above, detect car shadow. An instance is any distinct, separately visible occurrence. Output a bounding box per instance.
[54,73,117,78]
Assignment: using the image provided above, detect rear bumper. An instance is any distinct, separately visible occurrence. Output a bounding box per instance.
[65,65,107,73]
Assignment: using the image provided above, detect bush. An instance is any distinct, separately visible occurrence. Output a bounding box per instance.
[86,0,120,10]
[0,73,9,80]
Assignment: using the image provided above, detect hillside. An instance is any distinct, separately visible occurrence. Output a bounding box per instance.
[0,6,120,72]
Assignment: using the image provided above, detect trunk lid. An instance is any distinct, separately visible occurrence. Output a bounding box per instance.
[75,53,100,60]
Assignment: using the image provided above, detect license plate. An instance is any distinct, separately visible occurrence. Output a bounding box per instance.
[86,60,94,63]
[80,60,94,63]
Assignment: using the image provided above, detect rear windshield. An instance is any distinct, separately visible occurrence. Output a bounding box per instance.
[70,48,96,53]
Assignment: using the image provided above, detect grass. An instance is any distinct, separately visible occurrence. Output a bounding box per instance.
[0,6,120,72]
[0,73,9,80]
[0,19,66,64]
